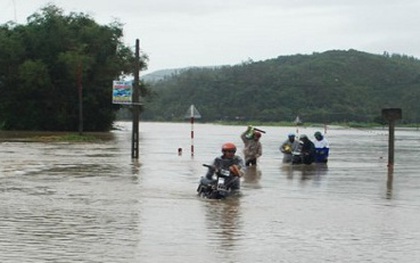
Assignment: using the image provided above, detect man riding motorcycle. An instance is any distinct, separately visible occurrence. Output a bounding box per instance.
[203,142,245,190]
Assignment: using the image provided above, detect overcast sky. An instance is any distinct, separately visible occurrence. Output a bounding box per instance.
[1,0,420,74]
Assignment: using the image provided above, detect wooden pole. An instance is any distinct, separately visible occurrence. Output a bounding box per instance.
[77,62,83,135]
[387,120,395,167]
[131,39,140,159]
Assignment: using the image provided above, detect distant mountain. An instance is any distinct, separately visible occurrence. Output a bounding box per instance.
[141,68,185,82]
[142,66,225,83]
[141,50,420,124]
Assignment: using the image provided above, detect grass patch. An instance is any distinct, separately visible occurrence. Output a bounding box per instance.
[34,134,99,142]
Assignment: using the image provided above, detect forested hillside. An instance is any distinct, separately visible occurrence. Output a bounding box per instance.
[142,50,420,124]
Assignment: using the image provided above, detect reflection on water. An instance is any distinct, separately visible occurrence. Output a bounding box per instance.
[204,198,242,250]
[386,167,394,199]
[242,166,262,188]
[281,163,329,181]
[1,122,420,263]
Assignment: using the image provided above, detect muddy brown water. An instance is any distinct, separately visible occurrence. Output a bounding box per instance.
[1,122,419,262]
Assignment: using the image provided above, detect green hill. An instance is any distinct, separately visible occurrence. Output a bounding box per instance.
[141,49,420,124]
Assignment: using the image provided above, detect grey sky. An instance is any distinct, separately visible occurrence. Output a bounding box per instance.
[1,0,420,74]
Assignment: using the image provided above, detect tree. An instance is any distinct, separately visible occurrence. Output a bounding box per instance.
[0,4,147,131]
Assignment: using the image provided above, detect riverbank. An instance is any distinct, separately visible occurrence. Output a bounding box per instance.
[0,131,113,142]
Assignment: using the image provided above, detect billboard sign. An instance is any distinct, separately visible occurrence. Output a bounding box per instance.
[112,80,132,104]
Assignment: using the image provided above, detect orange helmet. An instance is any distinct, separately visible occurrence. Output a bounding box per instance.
[222,142,237,152]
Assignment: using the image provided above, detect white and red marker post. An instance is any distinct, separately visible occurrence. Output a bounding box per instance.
[294,115,302,135]
[185,105,201,157]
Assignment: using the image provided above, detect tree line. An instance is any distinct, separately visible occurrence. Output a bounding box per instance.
[141,50,420,124]
[0,4,147,131]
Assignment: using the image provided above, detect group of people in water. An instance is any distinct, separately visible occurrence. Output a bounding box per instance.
[280,131,329,165]
[203,126,330,191]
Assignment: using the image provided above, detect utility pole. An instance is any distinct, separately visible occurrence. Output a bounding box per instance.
[131,39,140,159]
[77,61,83,135]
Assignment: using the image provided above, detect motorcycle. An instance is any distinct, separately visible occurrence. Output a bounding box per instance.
[291,149,316,165]
[197,164,239,199]
[291,150,303,164]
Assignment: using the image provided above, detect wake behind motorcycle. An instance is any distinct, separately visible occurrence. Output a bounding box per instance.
[197,164,239,199]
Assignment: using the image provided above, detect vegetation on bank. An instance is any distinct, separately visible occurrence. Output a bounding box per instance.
[0,132,109,142]
[141,50,420,124]
[0,4,148,132]
[200,120,394,129]
[33,134,100,142]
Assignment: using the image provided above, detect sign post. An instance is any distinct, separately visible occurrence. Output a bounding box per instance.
[382,108,402,168]
[184,105,201,157]
[294,115,302,134]
[131,39,141,159]
[112,39,141,159]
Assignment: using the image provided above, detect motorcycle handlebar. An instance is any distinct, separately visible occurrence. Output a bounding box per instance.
[202,164,233,177]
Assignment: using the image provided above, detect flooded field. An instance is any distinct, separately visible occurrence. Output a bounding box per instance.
[1,122,419,263]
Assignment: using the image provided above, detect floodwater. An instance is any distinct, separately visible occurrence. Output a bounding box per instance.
[1,122,419,263]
